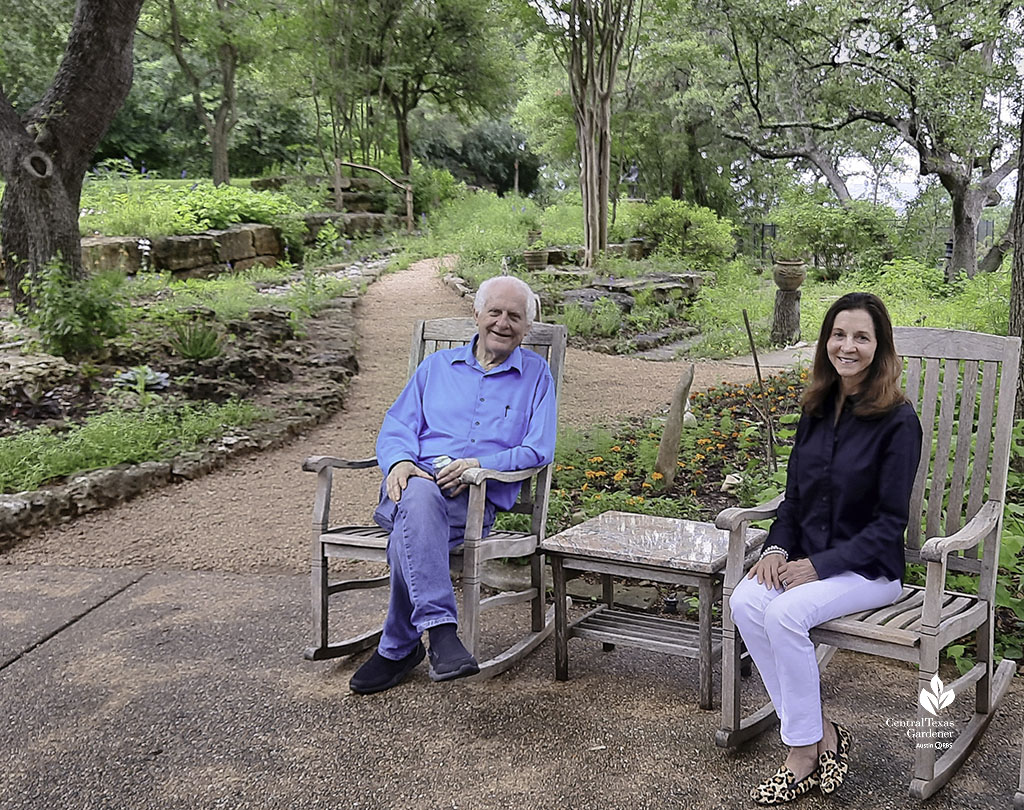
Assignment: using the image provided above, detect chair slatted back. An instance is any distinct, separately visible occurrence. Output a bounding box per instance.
[894,327,1020,579]
[409,318,567,527]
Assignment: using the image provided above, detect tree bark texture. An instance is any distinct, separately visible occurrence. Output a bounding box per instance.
[770,289,801,346]
[1009,117,1024,421]
[0,0,144,307]
[563,0,636,268]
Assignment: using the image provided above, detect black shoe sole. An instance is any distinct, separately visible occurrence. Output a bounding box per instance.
[428,658,480,682]
[349,644,425,695]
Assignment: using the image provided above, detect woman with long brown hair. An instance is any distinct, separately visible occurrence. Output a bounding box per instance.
[732,292,923,805]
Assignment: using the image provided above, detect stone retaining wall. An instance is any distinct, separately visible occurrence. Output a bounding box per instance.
[77,214,400,279]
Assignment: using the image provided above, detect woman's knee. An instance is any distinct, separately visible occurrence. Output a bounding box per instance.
[730,577,767,627]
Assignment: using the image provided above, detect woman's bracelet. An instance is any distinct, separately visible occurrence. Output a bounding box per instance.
[760,545,789,561]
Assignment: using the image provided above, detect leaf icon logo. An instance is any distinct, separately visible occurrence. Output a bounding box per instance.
[918,674,956,716]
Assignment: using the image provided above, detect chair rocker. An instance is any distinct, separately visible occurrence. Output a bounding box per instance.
[715,326,1020,799]
[302,317,567,680]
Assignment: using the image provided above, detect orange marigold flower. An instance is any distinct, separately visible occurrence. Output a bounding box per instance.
[651,471,664,481]
[642,482,652,489]
[613,469,626,482]
[610,445,621,452]
[581,483,589,491]
[588,456,604,463]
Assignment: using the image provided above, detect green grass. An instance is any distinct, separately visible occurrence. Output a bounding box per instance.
[0,399,264,494]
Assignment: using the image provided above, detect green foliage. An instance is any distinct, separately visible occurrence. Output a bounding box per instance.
[685,258,773,358]
[557,298,622,338]
[80,179,306,247]
[635,197,735,269]
[21,261,126,359]
[170,321,224,360]
[0,399,262,495]
[771,189,898,280]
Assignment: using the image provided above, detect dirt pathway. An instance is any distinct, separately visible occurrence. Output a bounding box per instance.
[1,259,758,574]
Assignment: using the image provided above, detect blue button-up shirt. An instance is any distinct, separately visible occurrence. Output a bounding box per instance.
[376,337,558,510]
[767,395,922,581]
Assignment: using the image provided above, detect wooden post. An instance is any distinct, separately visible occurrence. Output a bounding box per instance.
[333,158,344,211]
[770,289,801,346]
[405,184,414,233]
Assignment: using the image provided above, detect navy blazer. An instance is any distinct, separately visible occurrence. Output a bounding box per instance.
[766,394,923,581]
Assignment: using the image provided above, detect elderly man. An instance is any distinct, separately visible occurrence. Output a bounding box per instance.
[350,275,558,694]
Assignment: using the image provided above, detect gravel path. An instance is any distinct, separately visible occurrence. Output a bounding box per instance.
[1,258,758,574]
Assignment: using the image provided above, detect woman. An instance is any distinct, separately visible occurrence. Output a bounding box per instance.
[732,292,922,805]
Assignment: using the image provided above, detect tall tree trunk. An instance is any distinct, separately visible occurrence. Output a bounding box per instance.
[946,182,984,281]
[0,0,144,308]
[1009,117,1024,421]
[393,101,412,176]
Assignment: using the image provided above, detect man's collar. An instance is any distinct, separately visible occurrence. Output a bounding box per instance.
[452,336,524,373]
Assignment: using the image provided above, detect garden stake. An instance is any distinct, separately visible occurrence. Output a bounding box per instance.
[742,309,777,473]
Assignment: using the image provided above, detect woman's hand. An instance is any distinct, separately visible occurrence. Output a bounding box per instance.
[778,558,819,589]
[747,553,785,590]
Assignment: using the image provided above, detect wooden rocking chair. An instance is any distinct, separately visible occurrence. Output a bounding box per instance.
[302,317,567,679]
[715,326,1020,799]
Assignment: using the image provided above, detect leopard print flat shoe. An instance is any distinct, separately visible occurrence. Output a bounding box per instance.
[750,765,820,805]
[818,722,852,795]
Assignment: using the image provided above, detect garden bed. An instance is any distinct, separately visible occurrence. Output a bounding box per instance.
[0,254,392,544]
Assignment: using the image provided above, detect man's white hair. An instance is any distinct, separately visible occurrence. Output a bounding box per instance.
[474,275,537,324]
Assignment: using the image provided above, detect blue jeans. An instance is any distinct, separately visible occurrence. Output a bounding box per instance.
[373,476,496,660]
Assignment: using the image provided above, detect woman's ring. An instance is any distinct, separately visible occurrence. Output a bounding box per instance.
[782,579,789,587]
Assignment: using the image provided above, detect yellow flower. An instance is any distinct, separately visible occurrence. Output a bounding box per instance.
[610,445,621,452]
[677,461,685,467]
[642,482,652,489]
[581,483,589,491]
[588,456,604,463]
[636,496,644,503]
[651,472,664,481]
[613,469,626,482]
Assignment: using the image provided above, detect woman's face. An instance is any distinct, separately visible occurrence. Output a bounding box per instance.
[827,308,877,393]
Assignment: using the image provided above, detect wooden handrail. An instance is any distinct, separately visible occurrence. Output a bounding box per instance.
[333,159,414,233]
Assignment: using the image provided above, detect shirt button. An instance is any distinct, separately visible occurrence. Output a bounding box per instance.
[471,439,476,443]
[475,421,480,425]
[480,398,485,402]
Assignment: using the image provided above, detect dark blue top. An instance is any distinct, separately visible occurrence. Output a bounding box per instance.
[766,395,923,581]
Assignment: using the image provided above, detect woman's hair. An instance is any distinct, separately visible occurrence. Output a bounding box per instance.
[802,291,906,418]
[474,275,538,324]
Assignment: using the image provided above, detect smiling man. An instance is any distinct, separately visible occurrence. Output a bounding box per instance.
[349,275,557,694]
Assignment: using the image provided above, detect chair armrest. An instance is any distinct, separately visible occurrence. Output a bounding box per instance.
[919,500,1001,563]
[460,465,547,485]
[715,493,785,531]
[302,455,378,473]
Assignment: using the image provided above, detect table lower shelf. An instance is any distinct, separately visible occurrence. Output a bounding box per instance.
[570,606,722,660]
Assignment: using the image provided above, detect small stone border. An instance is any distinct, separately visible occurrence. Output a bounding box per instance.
[0,260,391,548]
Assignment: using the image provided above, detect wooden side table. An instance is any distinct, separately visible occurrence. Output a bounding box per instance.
[540,511,765,709]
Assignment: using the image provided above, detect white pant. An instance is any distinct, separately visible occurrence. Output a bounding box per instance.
[731,570,902,746]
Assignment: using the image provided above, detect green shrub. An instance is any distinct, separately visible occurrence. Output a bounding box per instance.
[636,197,735,269]
[21,260,126,359]
[80,180,307,248]
[771,190,898,280]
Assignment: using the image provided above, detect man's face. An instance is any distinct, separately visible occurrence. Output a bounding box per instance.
[474,282,530,364]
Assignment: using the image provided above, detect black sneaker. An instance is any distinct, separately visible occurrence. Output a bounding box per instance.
[349,641,425,694]
[427,626,480,682]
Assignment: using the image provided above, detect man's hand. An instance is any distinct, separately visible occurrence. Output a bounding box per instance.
[435,457,481,497]
[747,552,785,590]
[777,558,819,590]
[386,460,433,502]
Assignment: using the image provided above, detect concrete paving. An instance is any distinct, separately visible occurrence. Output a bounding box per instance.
[2,564,1021,809]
